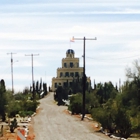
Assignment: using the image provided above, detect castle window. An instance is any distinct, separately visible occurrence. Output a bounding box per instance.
[75,72,79,77]
[55,83,57,88]
[63,82,68,87]
[64,63,67,68]
[70,72,74,77]
[63,82,66,87]
[65,72,69,77]
[70,62,73,68]
[69,82,72,86]
[60,72,63,77]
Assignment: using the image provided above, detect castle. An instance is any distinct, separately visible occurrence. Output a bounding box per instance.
[52,49,91,91]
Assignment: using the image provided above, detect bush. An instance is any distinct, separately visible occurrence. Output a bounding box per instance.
[91,107,115,133]
[7,101,21,118]
[7,100,39,118]
[19,111,34,117]
[115,108,132,138]
[24,101,40,112]
[91,105,132,138]
[68,94,82,114]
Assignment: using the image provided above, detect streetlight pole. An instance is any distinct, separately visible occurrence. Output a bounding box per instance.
[7,52,16,94]
[72,36,97,120]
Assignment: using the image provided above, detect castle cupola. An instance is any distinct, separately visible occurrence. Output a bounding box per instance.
[66,49,75,58]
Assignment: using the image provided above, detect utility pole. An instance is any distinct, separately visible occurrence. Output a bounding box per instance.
[25,54,39,88]
[72,36,97,120]
[7,52,16,94]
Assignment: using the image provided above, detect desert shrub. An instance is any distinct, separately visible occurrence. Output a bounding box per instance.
[19,111,34,117]
[68,94,82,114]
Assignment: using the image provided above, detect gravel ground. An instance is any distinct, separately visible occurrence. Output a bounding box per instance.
[33,92,111,140]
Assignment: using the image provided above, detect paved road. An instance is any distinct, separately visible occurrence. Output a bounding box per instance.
[33,92,110,140]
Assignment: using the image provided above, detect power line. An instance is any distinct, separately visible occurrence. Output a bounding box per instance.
[86,54,140,60]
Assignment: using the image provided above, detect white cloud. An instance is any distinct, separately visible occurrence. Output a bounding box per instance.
[0,1,140,92]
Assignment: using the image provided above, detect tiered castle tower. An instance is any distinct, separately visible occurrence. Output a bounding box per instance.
[52,49,90,91]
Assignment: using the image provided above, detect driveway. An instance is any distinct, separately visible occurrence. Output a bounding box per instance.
[33,92,110,140]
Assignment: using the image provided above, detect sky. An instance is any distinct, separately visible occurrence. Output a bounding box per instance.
[0,0,140,92]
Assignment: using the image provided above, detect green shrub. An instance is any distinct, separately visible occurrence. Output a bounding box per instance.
[91,107,115,133]
[115,108,132,138]
[24,101,39,112]
[91,106,132,138]
[68,94,82,114]
[19,111,34,117]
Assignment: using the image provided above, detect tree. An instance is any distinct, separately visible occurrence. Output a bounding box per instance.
[55,86,64,105]
[32,81,36,100]
[96,82,117,104]
[39,78,42,92]
[0,79,6,121]
[126,59,140,80]
[36,81,39,95]
[71,75,91,94]
[23,87,30,95]
[71,78,81,94]
[54,85,69,105]
[43,83,47,96]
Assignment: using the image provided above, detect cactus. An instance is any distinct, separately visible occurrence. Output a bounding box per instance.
[10,118,18,133]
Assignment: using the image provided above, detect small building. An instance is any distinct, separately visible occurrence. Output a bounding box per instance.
[52,49,91,91]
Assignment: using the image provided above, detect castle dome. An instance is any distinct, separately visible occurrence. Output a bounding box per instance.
[66,49,75,58]
[66,49,75,54]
